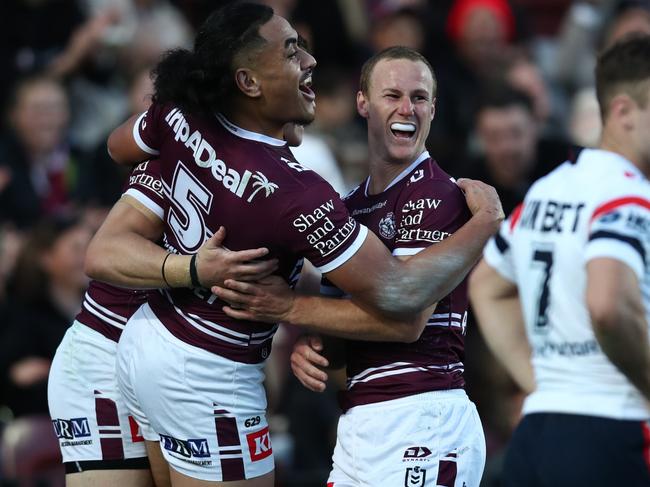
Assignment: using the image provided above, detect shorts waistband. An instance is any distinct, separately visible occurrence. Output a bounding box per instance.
[348,389,468,413]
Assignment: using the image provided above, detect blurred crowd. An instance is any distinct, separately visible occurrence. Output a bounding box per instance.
[0,0,647,485]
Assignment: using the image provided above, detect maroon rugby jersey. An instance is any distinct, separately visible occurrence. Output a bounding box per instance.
[328,152,471,411]
[133,103,367,363]
[76,159,165,342]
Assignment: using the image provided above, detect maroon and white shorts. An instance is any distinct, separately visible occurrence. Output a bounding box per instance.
[116,303,274,482]
[328,389,486,487]
[48,321,148,465]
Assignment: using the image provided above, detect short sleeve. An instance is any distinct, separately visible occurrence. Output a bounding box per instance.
[276,180,368,273]
[393,178,470,256]
[483,220,516,283]
[122,158,165,220]
[585,195,650,280]
[132,103,166,155]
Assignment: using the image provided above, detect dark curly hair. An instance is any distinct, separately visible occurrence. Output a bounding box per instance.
[152,2,274,116]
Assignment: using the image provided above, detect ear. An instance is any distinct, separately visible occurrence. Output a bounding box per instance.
[235,68,262,99]
[431,97,436,121]
[357,91,369,118]
[609,94,635,131]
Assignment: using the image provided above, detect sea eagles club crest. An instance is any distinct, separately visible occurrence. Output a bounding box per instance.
[379,212,396,239]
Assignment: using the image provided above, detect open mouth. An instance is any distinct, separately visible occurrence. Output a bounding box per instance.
[299,72,315,102]
[390,122,416,139]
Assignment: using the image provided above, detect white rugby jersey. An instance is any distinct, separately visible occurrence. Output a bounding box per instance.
[484,148,650,420]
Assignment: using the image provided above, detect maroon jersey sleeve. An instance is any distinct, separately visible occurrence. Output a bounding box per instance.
[132,102,168,156]
[394,177,470,256]
[276,179,368,273]
[122,158,165,220]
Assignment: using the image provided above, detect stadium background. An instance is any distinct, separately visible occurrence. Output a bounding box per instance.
[0,0,641,485]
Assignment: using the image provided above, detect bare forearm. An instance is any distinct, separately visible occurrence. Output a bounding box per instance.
[594,312,650,401]
[380,213,498,315]
[87,231,189,289]
[287,296,425,343]
[85,200,189,289]
[474,295,534,393]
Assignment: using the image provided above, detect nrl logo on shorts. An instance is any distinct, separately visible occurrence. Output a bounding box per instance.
[404,466,427,487]
[379,212,396,239]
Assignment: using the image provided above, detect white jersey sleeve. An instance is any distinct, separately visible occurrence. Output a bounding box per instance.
[483,205,522,283]
[585,196,650,280]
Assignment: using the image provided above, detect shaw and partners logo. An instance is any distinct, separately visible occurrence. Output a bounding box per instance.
[292,199,357,257]
[160,435,211,463]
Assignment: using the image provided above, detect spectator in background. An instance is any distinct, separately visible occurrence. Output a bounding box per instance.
[568,87,602,148]
[0,76,76,229]
[288,124,347,195]
[309,67,368,188]
[428,0,525,169]
[463,85,568,214]
[551,0,650,96]
[0,0,85,108]
[76,66,155,215]
[67,0,193,152]
[0,215,91,417]
[368,6,426,52]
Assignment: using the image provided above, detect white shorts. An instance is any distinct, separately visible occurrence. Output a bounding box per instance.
[328,389,486,487]
[116,303,274,482]
[48,321,148,467]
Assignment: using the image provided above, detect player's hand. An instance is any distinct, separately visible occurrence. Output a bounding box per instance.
[456,178,505,226]
[211,275,294,323]
[196,227,278,287]
[290,335,329,392]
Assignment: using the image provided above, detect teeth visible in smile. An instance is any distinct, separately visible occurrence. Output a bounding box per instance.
[390,122,416,132]
[300,74,312,88]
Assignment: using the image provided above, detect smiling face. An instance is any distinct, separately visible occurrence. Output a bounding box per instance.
[252,15,317,127]
[357,57,435,165]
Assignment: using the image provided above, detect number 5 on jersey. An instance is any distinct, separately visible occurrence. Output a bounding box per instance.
[169,163,213,252]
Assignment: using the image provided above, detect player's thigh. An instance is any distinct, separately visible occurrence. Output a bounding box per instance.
[146,440,171,487]
[169,468,273,487]
[66,469,154,487]
[124,306,273,483]
[49,322,148,468]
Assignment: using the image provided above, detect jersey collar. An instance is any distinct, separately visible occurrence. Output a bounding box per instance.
[215,113,286,147]
[577,148,645,180]
[364,151,430,196]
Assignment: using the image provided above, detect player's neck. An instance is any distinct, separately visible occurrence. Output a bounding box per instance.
[600,132,650,178]
[222,108,284,141]
[366,155,411,195]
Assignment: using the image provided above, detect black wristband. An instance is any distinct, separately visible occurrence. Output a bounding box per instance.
[189,254,201,288]
[161,253,172,287]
